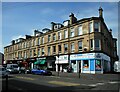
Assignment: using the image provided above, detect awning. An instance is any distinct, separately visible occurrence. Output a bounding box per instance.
[34,59,46,65]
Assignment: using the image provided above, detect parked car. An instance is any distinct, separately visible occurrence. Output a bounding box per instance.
[31,69,52,76]
[0,66,9,78]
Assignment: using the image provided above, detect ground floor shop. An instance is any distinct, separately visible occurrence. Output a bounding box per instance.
[70,53,111,74]
[55,55,69,72]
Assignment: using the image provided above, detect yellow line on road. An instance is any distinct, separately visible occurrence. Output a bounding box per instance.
[15,76,35,80]
[48,81,80,86]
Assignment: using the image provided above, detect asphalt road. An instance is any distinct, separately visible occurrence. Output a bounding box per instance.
[1,73,120,92]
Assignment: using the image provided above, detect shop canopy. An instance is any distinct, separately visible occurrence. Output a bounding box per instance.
[34,59,46,65]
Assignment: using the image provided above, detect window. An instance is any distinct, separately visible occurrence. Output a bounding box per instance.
[24,42,26,48]
[89,22,93,33]
[24,51,27,58]
[58,32,61,40]
[48,47,51,55]
[64,30,68,39]
[78,25,82,35]
[41,48,44,56]
[38,37,40,45]
[34,39,36,46]
[38,49,40,56]
[64,44,68,53]
[95,60,101,70]
[70,28,74,37]
[95,39,100,50]
[83,60,89,69]
[48,35,51,42]
[29,41,31,47]
[58,45,61,53]
[42,37,44,44]
[33,49,36,56]
[53,34,56,41]
[30,50,32,57]
[78,41,82,51]
[90,39,93,50]
[71,43,74,52]
[53,46,56,54]
[94,22,100,32]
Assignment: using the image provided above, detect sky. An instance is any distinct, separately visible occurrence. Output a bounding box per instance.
[1,2,119,54]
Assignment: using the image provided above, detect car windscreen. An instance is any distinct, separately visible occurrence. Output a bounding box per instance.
[12,65,18,68]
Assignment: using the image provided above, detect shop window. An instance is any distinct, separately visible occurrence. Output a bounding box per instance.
[95,60,101,71]
[83,60,89,69]
[71,60,76,64]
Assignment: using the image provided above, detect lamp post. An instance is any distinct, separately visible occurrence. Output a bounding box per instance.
[57,54,59,76]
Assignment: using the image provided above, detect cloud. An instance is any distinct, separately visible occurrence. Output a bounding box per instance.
[11,35,25,40]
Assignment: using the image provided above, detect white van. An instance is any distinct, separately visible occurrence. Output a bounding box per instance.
[6,64,19,74]
[114,61,120,72]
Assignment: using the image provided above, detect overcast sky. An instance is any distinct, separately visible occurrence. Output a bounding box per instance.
[1,2,118,53]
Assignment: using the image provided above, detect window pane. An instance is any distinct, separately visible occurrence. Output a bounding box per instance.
[78,25,82,35]
[94,22,99,32]
[70,28,74,37]
[89,22,93,33]
[64,30,68,38]
[78,41,82,51]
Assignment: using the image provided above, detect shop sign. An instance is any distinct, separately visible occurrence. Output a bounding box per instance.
[56,55,68,61]
[70,53,95,60]
[37,57,46,60]
[95,53,110,61]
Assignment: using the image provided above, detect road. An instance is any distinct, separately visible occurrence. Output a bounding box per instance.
[1,73,120,92]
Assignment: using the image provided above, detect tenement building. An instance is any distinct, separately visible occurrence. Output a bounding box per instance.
[4,7,118,74]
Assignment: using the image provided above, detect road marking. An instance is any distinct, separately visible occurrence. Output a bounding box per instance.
[48,81,80,86]
[15,76,35,80]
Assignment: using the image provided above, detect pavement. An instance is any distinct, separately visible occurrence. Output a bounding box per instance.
[51,71,120,81]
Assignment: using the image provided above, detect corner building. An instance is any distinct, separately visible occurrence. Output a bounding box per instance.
[4,7,118,74]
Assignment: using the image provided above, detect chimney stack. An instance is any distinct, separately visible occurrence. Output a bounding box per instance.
[51,22,56,31]
[99,7,103,18]
[69,13,77,25]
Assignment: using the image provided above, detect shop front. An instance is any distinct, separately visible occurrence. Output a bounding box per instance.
[70,53,110,74]
[34,57,47,69]
[55,55,69,72]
